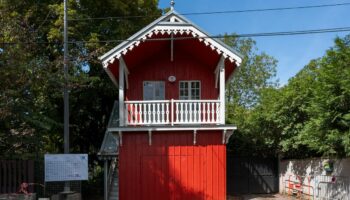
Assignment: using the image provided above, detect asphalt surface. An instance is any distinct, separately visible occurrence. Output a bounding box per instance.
[228,194,294,200]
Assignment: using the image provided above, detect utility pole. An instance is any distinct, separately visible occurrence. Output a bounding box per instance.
[63,0,70,192]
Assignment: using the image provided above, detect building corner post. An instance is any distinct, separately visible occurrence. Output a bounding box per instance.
[219,56,225,124]
[119,57,125,126]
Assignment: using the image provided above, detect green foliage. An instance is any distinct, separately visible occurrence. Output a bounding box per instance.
[298,36,350,157]
[0,0,161,160]
[272,36,350,157]
[226,35,350,158]
[225,35,350,158]
[224,34,278,108]
[224,35,279,157]
[1,1,161,197]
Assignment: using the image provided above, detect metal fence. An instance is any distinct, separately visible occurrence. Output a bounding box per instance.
[227,156,279,195]
[0,160,81,198]
[283,174,350,200]
[315,175,350,200]
[0,160,35,194]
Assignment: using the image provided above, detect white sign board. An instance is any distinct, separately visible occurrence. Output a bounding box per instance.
[45,154,88,182]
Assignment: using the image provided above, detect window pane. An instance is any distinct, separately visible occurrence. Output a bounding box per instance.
[179,81,200,100]
[191,89,196,97]
[144,81,165,100]
[191,82,196,88]
[180,89,185,96]
[180,82,188,89]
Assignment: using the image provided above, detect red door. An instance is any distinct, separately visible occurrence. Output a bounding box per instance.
[119,131,226,200]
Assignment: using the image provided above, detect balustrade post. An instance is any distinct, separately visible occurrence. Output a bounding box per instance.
[171,99,174,126]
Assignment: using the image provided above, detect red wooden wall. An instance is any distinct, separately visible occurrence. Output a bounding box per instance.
[124,37,220,101]
[107,34,238,101]
[119,131,226,200]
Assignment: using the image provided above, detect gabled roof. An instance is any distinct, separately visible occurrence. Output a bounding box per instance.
[99,10,242,68]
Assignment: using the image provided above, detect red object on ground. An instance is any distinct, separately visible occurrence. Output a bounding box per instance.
[119,131,226,200]
[18,182,29,194]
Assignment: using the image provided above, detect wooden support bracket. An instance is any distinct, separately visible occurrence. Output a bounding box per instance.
[119,131,123,146]
[148,130,152,146]
[225,130,234,144]
[222,130,226,144]
[193,130,197,145]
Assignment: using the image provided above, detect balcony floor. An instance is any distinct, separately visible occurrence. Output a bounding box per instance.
[108,124,237,132]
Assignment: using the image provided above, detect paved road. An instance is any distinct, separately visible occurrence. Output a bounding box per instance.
[228,194,294,200]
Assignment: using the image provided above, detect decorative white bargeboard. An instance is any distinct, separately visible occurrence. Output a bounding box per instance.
[125,99,223,126]
[44,154,88,182]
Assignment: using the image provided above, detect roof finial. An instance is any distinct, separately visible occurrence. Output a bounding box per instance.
[170,0,175,11]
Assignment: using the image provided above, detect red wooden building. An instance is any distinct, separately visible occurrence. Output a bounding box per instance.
[98,5,242,200]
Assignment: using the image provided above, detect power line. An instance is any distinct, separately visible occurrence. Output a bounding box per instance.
[2,26,350,45]
[68,2,350,21]
[182,2,350,16]
[70,27,350,43]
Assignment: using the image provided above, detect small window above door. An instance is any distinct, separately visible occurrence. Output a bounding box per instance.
[143,81,165,100]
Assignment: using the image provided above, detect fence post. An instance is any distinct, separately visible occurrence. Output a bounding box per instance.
[104,160,108,200]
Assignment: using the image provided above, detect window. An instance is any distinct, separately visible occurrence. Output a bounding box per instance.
[143,81,165,100]
[179,81,200,100]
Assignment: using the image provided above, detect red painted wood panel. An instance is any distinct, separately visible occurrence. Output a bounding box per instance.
[107,35,238,88]
[125,37,220,100]
[119,131,226,200]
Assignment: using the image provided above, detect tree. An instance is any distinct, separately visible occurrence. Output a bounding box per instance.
[298,36,350,157]
[238,35,350,158]
[223,35,279,156]
[0,1,62,158]
[224,35,278,108]
[0,0,161,159]
[1,1,161,197]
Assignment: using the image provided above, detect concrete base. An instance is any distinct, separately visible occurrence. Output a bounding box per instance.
[0,194,36,200]
[51,192,81,200]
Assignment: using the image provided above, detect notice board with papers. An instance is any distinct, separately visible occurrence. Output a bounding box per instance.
[45,154,88,182]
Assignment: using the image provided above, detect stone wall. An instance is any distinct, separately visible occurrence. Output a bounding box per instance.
[279,158,350,199]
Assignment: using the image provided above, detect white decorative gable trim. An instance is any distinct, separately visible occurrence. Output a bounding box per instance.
[164,15,184,23]
[100,11,242,68]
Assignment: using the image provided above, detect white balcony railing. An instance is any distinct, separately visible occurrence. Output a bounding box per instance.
[125,99,223,126]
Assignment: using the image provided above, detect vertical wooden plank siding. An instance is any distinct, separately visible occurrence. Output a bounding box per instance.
[119,131,226,200]
[126,47,219,100]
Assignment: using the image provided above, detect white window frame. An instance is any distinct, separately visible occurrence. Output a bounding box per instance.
[179,81,201,100]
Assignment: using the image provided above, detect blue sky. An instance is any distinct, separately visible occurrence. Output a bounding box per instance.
[158,0,350,85]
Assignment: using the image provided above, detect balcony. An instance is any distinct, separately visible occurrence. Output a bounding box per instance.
[124,99,223,126]
[105,100,235,145]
